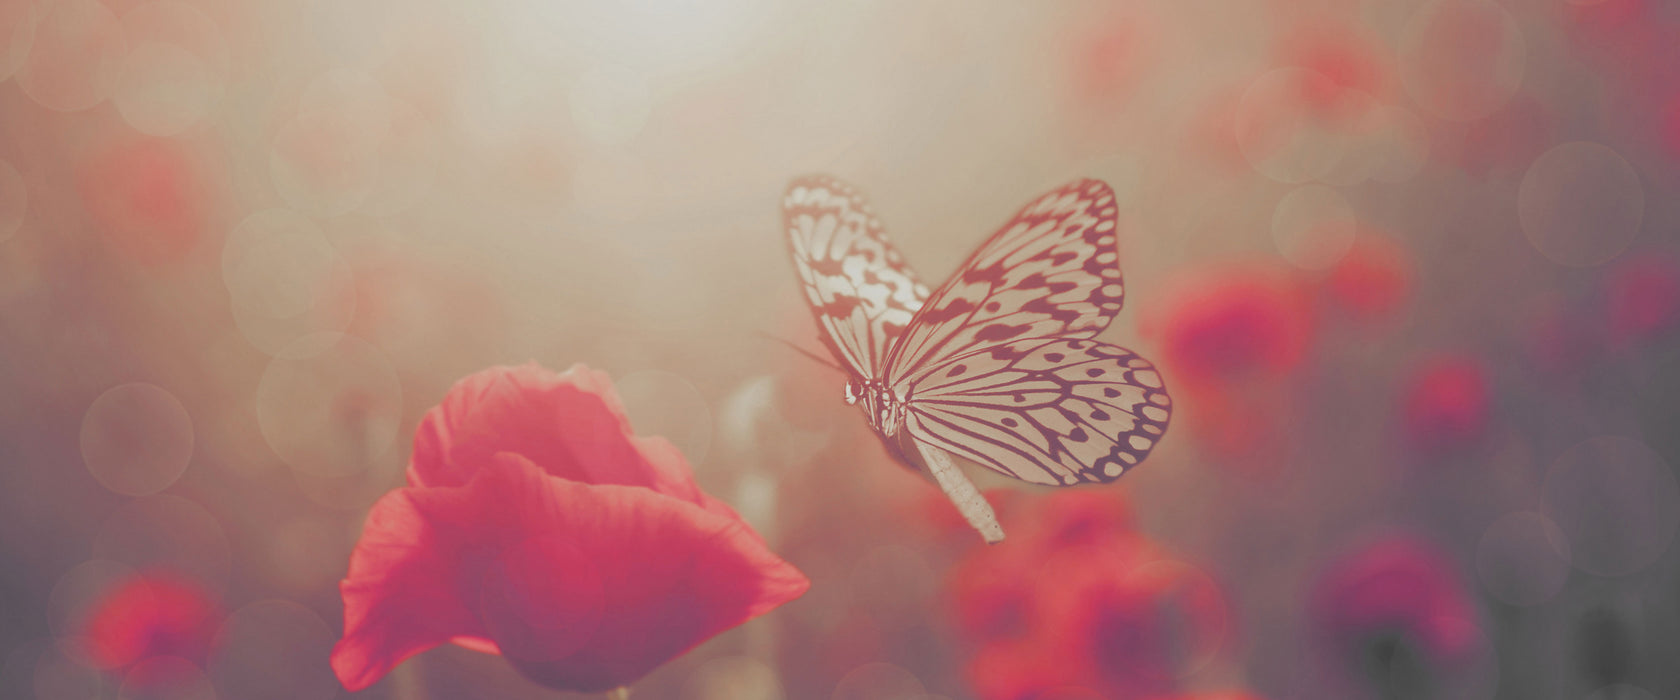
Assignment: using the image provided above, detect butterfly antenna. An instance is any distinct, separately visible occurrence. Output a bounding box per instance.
[757,331,846,375]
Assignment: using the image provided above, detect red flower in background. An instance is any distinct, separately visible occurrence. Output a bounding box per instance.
[1605,252,1680,349]
[1400,355,1490,456]
[1147,264,1313,389]
[952,490,1230,700]
[1322,235,1413,324]
[79,571,220,671]
[77,138,215,265]
[332,363,809,693]
[1311,537,1483,692]
[1143,263,1313,463]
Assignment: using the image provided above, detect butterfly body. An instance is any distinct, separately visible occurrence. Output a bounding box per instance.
[845,377,908,438]
[782,175,1171,541]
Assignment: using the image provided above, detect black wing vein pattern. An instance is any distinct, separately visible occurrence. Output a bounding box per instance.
[883,178,1125,388]
[783,175,929,379]
[904,337,1171,485]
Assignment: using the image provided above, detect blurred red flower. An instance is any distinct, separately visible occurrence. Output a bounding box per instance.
[1321,234,1412,324]
[1142,263,1313,463]
[1605,252,1680,349]
[332,363,809,693]
[953,490,1229,700]
[77,138,215,265]
[1311,537,1482,689]
[80,571,220,671]
[1400,355,1489,455]
[1146,264,1313,390]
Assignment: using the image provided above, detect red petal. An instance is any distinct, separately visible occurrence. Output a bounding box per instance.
[332,487,497,690]
[333,454,808,693]
[408,363,707,505]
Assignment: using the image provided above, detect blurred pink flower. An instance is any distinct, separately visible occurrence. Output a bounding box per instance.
[80,571,220,672]
[1321,234,1412,324]
[1311,537,1482,687]
[1275,24,1390,115]
[1605,252,1680,349]
[1400,355,1490,455]
[77,138,215,265]
[332,363,809,693]
[952,490,1228,700]
[1145,264,1314,389]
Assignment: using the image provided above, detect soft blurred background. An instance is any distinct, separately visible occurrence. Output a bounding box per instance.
[2,0,1678,698]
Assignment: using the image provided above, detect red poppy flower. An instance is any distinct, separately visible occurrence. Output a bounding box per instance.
[332,363,809,693]
[952,489,1228,700]
[1321,234,1412,324]
[77,137,216,265]
[1039,555,1229,699]
[1145,264,1314,390]
[1400,355,1490,455]
[1311,537,1481,676]
[79,571,220,671]
[948,489,1142,644]
[1605,252,1680,349]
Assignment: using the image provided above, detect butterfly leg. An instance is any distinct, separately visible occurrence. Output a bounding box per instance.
[912,440,1005,544]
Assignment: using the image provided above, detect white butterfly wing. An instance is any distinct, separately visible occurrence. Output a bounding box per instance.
[882,179,1124,388]
[783,175,930,379]
[904,338,1171,485]
[882,179,1172,484]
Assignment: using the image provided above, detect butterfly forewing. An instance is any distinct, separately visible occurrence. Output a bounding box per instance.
[783,175,930,378]
[882,179,1125,388]
[904,338,1171,485]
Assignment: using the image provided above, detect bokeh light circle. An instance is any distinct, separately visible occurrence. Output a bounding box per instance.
[114,1,228,136]
[221,209,355,356]
[255,333,402,479]
[1475,511,1570,606]
[0,0,40,81]
[46,559,135,661]
[832,662,925,700]
[1543,436,1680,577]
[80,383,195,497]
[1272,184,1357,270]
[616,369,713,466]
[1518,142,1643,268]
[1233,68,1347,183]
[16,0,127,112]
[92,495,231,597]
[1325,104,1430,185]
[33,642,105,700]
[270,70,391,216]
[1398,0,1525,121]
[0,158,27,243]
[118,656,216,700]
[115,43,212,137]
[207,600,337,700]
[682,655,784,700]
[358,99,440,217]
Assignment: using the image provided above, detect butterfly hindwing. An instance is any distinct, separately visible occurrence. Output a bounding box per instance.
[904,337,1171,485]
[783,175,930,378]
[883,179,1124,388]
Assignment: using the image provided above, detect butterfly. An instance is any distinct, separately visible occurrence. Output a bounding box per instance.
[781,175,1172,543]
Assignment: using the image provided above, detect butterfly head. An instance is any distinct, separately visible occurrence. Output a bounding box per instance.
[847,377,906,437]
